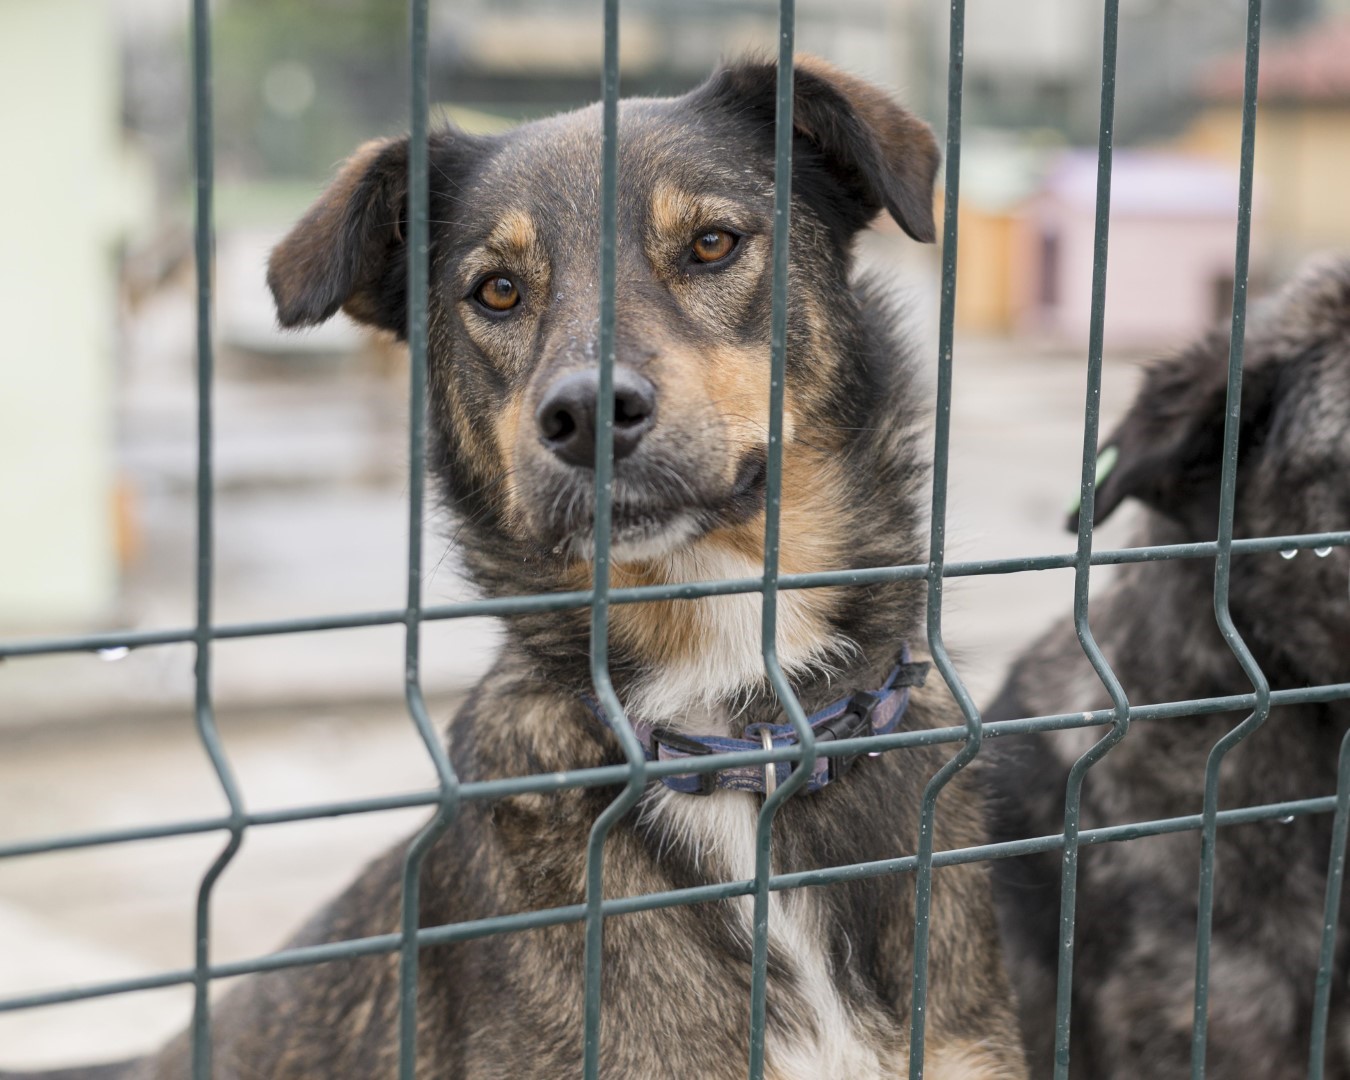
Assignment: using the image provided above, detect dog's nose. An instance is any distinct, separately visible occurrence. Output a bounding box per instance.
[535,367,656,467]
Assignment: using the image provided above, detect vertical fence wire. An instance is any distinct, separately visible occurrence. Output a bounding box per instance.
[907,3,979,1074]
[1190,3,1269,1074]
[1050,4,1133,1076]
[746,8,821,1077]
[396,1,463,1075]
[188,2,247,1075]
[1309,729,1350,1078]
[580,2,650,1074]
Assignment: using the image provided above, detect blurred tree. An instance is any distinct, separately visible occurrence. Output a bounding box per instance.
[213,0,406,179]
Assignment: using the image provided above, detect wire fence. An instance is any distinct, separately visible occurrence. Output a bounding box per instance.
[3,1,1350,1078]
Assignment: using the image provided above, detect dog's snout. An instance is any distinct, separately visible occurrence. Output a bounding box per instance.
[535,367,656,467]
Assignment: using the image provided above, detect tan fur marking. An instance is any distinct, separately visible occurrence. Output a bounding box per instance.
[489,208,540,255]
[714,442,846,574]
[649,182,746,240]
[607,560,706,669]
[700,344,780,470]
[460,208,548,291]
[649,182,698,240]
[651,342,800,488]
[493,391,527,524]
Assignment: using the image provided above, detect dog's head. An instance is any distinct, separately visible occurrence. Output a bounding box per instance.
[267,56,937,570]
[1080,256,1350,675]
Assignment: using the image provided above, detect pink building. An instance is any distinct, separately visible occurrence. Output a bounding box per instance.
[1021,150,1260,351]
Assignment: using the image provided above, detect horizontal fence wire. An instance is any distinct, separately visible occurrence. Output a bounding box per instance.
[4,533,1347,660]
[0,0,1345,1077]
[5,679,1350,864]
[0,793,1336,1016]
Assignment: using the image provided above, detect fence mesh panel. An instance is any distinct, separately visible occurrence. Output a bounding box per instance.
[3,1,1350,1078]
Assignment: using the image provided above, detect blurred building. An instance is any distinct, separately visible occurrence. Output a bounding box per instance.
[1186,14,1350,265]
[940,3,1350,344]
[1021,151,1254,350]
[917,0,1335,145]
[948,136,1052,335]
[435,0,922,118]
[948,142,1257,347]
[0,0,149,628]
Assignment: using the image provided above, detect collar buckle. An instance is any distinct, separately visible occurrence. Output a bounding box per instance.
[818,689,887,781]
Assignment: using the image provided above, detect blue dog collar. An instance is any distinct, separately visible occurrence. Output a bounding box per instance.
[583,647,929,796]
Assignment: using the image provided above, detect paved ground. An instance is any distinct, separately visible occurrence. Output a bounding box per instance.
[0,233,1146,1067]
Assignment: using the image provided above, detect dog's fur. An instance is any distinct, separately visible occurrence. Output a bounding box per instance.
[987,257,1350,1078]
[3,57,1028,1080]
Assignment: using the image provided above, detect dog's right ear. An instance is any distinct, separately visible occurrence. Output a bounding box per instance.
[1073,341,1279,536]
[696,55,940,242]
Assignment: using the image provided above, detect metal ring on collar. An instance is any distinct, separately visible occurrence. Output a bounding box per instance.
[760,729,777,796]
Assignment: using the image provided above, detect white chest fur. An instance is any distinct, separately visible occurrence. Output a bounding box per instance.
[643,788,889,1080]
[624,546,855,731]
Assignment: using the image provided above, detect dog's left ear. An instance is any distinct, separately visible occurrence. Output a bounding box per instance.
[697,55,939,242]
[268,128,482,337]
[268,137,412,334]
[1073,342,1281,537]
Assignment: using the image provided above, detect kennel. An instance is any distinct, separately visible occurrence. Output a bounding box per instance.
[2,1,1350,1078]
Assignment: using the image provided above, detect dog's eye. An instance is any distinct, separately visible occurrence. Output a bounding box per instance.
[690,230,737,265]
[475,275,520,312]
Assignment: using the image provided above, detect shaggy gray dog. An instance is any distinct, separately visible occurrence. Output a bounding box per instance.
[988,256,1350,1079]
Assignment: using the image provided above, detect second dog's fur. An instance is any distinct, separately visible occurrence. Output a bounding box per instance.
[988,257,1350,1079]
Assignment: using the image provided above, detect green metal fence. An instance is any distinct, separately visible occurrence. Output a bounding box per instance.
[3,1,1350,1078]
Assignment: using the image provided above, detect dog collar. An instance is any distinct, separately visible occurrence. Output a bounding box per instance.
[583,647,929,796]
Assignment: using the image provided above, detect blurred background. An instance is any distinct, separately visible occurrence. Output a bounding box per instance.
[3,0,1349,1066]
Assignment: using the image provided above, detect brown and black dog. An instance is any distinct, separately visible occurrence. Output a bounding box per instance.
[7,57,1027,1079]
[987,257,1350,1079]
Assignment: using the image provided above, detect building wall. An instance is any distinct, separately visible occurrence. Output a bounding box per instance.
[1024,205,1244,349]
[954,207,1030,335]
[0,0,122,626]
[1186,105,1350,259]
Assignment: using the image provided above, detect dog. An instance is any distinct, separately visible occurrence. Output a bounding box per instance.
[986,257,1350,1078]
[3,57,1029,1079]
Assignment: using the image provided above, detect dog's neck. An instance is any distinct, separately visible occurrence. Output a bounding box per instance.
[608,538,858,734]
[594,445,914,736]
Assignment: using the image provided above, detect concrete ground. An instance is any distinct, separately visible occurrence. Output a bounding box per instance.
[0,234,1146,1068]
